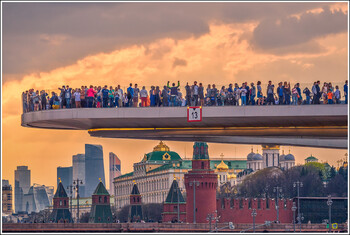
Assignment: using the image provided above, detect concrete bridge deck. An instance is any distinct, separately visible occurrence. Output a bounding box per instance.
[21,105,348,149]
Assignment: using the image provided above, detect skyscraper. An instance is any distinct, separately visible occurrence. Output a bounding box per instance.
[14,166,31,213]
[72,154,86,198]
[57,166,73,189]
[109,152,121,195]
[85,144,105,198]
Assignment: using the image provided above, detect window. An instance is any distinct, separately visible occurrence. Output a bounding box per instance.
[266,199,270,209]
[59,200,62,206]
[99,196,102,203]
[173,205,178,212]
[201,162,204,169]
[258,199,261,209]
[221,198,225,209]
[230,199,234,209]
[104,196,107,203]
[64,200,66,206]
[248,199,252,209]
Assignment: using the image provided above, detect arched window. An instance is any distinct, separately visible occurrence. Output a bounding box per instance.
[258,199,261,209]
[230,198,234,209]
[266,199,270,209]
[104,196,107,203]
[239,198,243,209]
[99,196,102,203]
[59,200,62,206]
[64,200,67,206]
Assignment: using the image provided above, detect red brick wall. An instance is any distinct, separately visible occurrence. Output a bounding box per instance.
[162,203,187,222]
[216,198,294,224]
[185,172,218,223]
[92,195,110,205]
[53,197,69,209]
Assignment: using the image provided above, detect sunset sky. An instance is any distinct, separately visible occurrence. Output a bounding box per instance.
[1,1,348,192]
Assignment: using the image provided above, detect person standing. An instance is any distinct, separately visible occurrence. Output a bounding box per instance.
[40,90,48,110]
[296,83,302,105]
[244,82,250,105]
[240,84,247,106]
[234,83,241,106]
[210,84,218,106]
[303,87,311,105]
[277,82,284,105]
[292,84,298,105]
[116,85,123,108]
[127,83,134,107]
[140,86,148,107]
[167,81,180,106]
[257,81,263,106]
[101,85,109,108]
[250,82,256,105]
[266,81,275,105]
[87,85,96,108]
[133,84,140,107]
[162,86,169,107]
[185,82,192,106]
[334,86,341,104]
[65,85,72,108]
[327,90,333,104]
[108,86,115,107]
[22,91,28,113]
[58,85,66,108]
[198,83,204,107]
[155,86,161,107]
[192,81,199,106]
[74,88,81,108]
[284,82,291,105]
[315,81,321,104]
[344,80,348,104]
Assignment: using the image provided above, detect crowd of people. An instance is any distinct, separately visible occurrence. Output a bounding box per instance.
[22,80,348,112]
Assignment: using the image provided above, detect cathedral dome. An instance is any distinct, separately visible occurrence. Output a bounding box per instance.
[153,141,170,152]
[279,150,286,162]
[252,153,263,161]
[284,154,295,161]
[217,160,229,171]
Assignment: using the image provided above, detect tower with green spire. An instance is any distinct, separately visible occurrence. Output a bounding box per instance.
[50,180,72,223]
[162,179,186,223]
[89,181,113,223]
[129,182,143,222]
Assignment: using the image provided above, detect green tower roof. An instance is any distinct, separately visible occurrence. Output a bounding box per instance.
[93,181,109,195]
[54,182,68,198]
[165,180,185,204]
[131,183,140,195]
[193,142,209,160]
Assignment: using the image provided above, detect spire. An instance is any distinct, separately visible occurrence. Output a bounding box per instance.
[131,183,140,195]
[54,181,68,198]
[165,179,185,204]
[93,181,109,195]
[251,146,253,153]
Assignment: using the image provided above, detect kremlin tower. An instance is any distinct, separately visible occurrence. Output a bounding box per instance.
[184,142,217,223]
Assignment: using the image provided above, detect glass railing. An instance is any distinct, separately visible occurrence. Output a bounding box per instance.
[21,82,348,113]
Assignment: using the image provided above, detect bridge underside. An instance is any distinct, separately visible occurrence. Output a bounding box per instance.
[88,127,348,149]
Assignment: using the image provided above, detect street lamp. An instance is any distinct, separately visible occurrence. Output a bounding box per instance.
[251,208,257,233]
[327,195,333,233]
[189,180,200,224]
[292,202,297,232]
[293,181,303,232]
[273,186,282,223]
[73,179,83,223]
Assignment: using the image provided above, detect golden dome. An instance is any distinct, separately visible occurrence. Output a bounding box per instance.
[217,160,229,171]
[153,141,170,152]
[230,173,237,179]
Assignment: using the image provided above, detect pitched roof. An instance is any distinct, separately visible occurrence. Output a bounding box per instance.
[165,180,185,204]
[131,183,140,195]
[143,151,182,162]
[54,182,68,198]
[93,182,109,195]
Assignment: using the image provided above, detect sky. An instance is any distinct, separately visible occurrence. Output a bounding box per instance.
[1,1,348,192]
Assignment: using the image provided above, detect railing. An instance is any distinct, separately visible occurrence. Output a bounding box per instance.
[21,82,348,114]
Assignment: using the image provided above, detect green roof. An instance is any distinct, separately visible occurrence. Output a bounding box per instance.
[93,182,109,195]
[54,182,68,198]
[116,172,133,179]
[211,160,246,169]
[165,180,185,204]
[144,151,182,162]
[193,142,209,159]
[306,156,318,160]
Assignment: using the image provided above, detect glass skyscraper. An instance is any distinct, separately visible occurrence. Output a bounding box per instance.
[72,154,86,197]
[57,166,73,189]
[14,166,31,213]
[84,144,105,198]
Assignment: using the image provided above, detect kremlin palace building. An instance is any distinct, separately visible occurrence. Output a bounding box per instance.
[113,141,295,209]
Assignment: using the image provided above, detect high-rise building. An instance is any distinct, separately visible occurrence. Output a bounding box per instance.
[109,152,121,195]
[23,184,51,213]
[85,144,105,198]
[14,166,31,213]
[2,180,13,214]
[57,166,73,189]
[72,154,86,197]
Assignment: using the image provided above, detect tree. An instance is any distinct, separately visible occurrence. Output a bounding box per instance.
[142,203,163,222]
[326,174,348,197]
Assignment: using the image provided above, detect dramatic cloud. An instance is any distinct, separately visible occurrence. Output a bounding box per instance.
[3,2,346,79]
[252,6,348,50]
